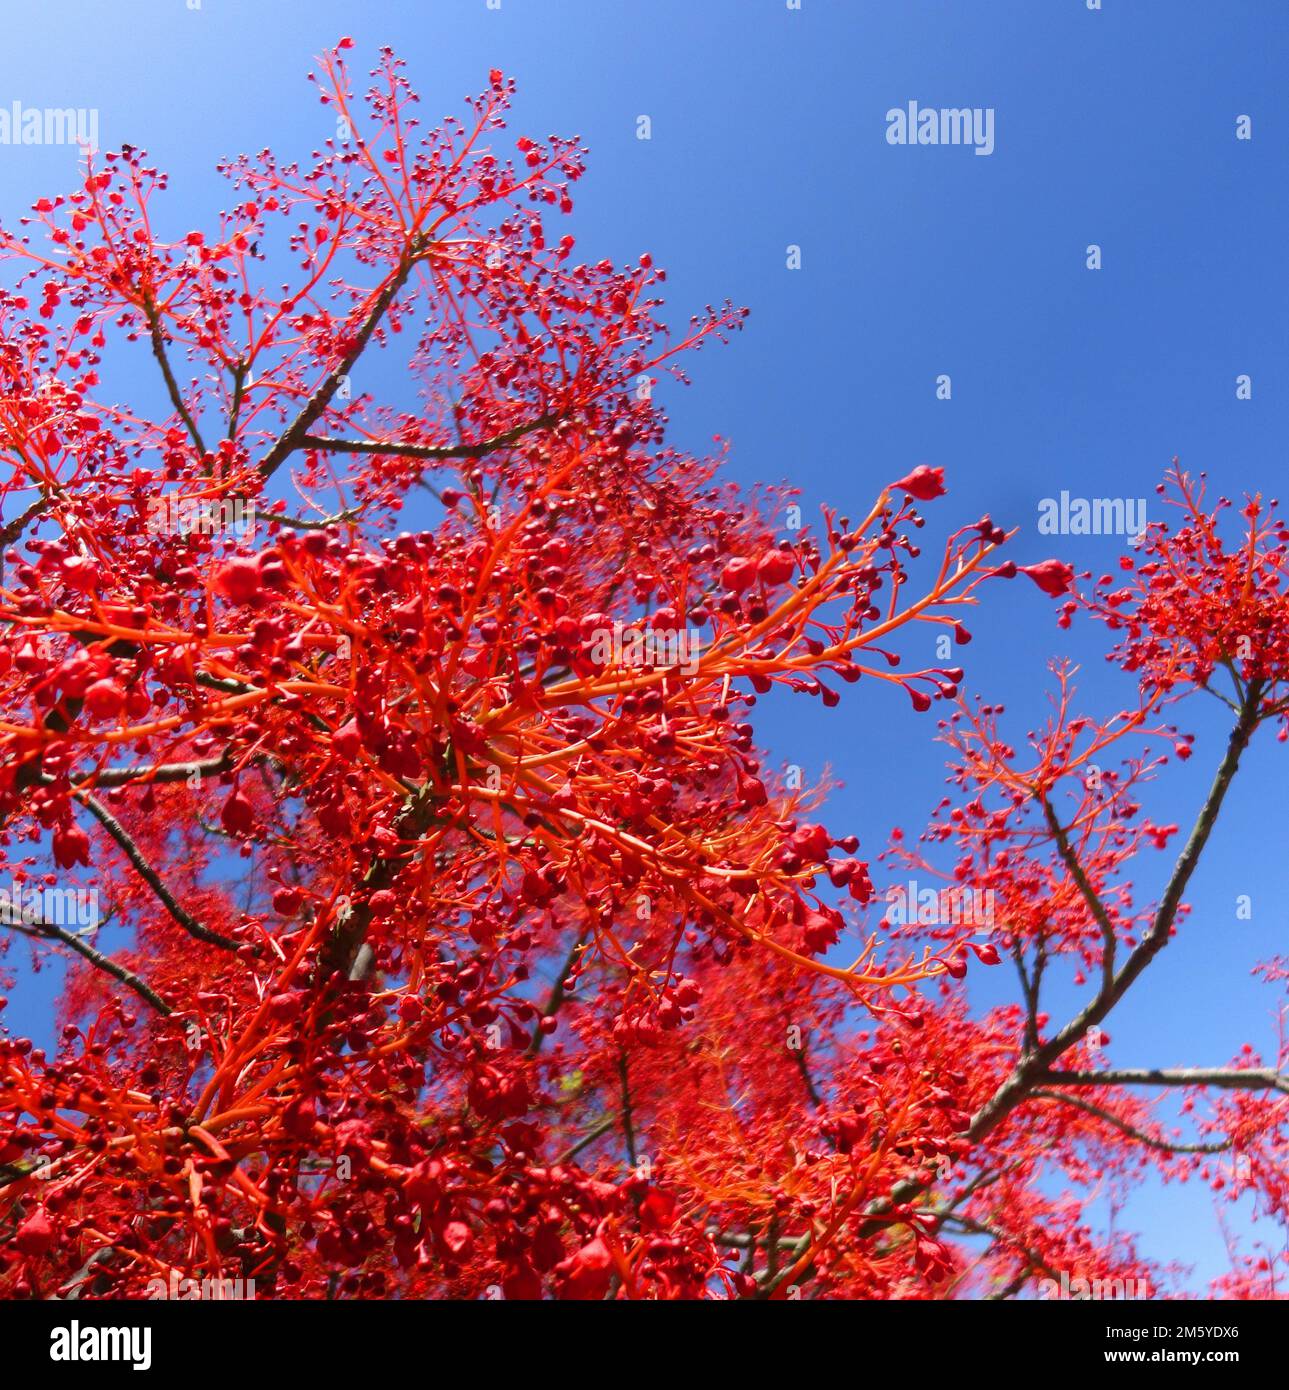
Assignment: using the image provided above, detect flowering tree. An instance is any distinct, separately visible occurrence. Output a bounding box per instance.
[0,45,1283,1301]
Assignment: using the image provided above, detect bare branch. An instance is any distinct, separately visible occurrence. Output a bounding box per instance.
[1,911,171,1015]
[36,753,234,791]
[934,1212,1065,1293]
[966,684,1265,1145]
[0,490,49,549]
[617,1050,638,1169]
[1042,798,1116,991]
[1038,1067,1289,1096]
[78,792,242,951]
[555,1114,618,1165]
[273,506,366,532]
[142,294,208,458]
[298,411,559,463]
[1028,1088,1234,1154]
[526,929,589,1058]
[792,1044,825,1109]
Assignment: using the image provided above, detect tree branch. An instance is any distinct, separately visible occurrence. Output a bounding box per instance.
[555,1114,618,1165]
[317,782,439,979]
[1,911,171,1015]
[1028,1087,1234,1154]
[142,294,208,458]
[792,1043,825,1109]
[1038,1067,1289,1096]
[258,243,428,481]
[78,793,242,951]
[1042,798,1116,991]
[526,929,589,1058]
[935,1211,1065,1294]
[0,490,49,550]
[37,753,234,791]
[966,684,1265,1145]
[780,687,1269,1297]
[617,1050,638,1169]
[298,411,559,463]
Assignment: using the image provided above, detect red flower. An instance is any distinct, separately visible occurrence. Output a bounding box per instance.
[442,1221,473,1256]
[756,548,796,587]
[720,556,757,592]
[221,788,255,836]
[556,1236,614,1300]
[788,822,831,863]
[213,556,263,604]
[736,770,768,806]
[1020,559,1075,596]
[890,465,945,500]
[52,822,91,869]
[15,1207,54,1256]
[803,907,842,954]
[82,677,125,719]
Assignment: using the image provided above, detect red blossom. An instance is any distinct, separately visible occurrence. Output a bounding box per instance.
[0,48,1278,1309]
[890,464,945,500]
[1019,558,1076,596]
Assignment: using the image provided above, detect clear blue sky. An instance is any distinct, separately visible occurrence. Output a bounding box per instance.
[1,0,1286,1292]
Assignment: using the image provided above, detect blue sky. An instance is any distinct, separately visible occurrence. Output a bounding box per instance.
[1,0,1287,1291]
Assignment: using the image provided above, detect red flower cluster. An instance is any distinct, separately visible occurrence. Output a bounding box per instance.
[0,48,1282,1302]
